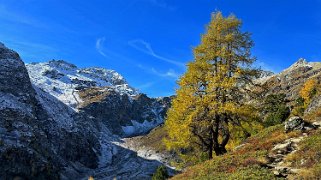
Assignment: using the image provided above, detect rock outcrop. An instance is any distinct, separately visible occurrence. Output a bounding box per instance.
[0,43,174,179]
[0,43,101,179]
[79,89,171,136]
[262,58,321,103]
[284,116,316,133]
[26,59,171,136]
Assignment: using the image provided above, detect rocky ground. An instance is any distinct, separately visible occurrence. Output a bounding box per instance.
[267,117,321,178]
[116,136,174,169]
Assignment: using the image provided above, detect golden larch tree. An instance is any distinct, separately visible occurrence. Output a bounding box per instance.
[165,12,260,160]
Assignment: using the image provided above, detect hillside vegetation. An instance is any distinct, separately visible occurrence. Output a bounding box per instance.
[144,11,321,179]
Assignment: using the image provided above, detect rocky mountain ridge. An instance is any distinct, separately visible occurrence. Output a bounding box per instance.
[0,43,174,179]
[0,43,100,179]
[2,40,321,179]
[259,58,321,112]
[26,60,138,109]
[26,58,170,137]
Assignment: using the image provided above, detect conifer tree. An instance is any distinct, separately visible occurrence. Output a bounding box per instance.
[165,12,260,160]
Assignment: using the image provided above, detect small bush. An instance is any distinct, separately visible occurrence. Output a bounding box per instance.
[263,93,290,127]
[152,165,169,180]
[292,97,306,116]
[264,107,290,127]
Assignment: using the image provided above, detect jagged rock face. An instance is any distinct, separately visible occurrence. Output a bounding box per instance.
[0,45,35,101]
[26,60,139,108]
[26,59,171,137]
[0,42,175,179]
[0,44,100,179]
[262,58,321,105]
[78,88,171,136]
[284,116,305,132]
[259,70,274,79]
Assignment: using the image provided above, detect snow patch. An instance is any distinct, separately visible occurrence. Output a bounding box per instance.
[122,119,163,136]
[96,122,119,168]
[26,60,139,109]
[33,85,76,130]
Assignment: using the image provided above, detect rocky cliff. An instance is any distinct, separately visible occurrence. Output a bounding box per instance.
[26,60,171,136]
[260,58,321,111]
[0,43,99,179]
[0,43,174,179]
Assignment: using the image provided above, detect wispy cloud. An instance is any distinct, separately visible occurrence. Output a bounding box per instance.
[154,68,180,78]
[0,4,45,28]
[138,64,180,79]
[128,39,185,68]
[96,37,108,57]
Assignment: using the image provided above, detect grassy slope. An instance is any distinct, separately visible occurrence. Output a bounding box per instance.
[138,105,321,179]
[285,129,321,179]
[171,125,303,179]
[169,69,321,179]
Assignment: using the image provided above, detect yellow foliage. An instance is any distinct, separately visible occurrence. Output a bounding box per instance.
[300,78,317,105]
[164,11,260,163]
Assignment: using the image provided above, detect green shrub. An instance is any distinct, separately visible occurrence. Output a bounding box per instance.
[152,165,169,180]
[292,97,305,116]
[263,94,290,127]
[264,106,290,127]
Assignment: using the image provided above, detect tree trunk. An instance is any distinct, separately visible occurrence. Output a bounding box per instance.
[213,145,227,156]
[213,119,230,156]
[208,142,213,159]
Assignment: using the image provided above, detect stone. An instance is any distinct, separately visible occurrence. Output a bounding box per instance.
[272,141,292,154]
[285,116,304,133]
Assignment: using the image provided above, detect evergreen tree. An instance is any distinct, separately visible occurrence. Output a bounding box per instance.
[165,12,260,160]
[263,94,290,127]
[152,166,169,180]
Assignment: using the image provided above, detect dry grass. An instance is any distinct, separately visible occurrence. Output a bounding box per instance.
[132,125,168,152]
[304,108,321,123]
[170,124,303,179]
[78,87,112,108]
[236,125,301,155]
[171,154,276,180]
[285,129,321,179]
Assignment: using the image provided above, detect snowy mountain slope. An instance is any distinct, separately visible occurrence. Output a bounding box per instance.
[26,60,171,137]
[26,60,138,109]
[33,85,76,130]
[0,43,175,179]
[78,88,171,137]
[0,43,100,179]
[121,99,167,136]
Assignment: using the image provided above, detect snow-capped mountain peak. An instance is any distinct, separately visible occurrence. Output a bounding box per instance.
[26,60,139,108]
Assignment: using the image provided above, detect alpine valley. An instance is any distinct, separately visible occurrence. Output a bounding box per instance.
[2,39,321,180]
[0,42,173,180]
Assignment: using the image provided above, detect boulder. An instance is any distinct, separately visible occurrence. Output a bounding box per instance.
[284,116,316,133]
[285,116,304,132]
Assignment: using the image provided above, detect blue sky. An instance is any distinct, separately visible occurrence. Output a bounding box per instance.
[1,0,321,97]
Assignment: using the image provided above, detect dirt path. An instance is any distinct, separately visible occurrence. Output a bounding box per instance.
[267,121,321,178]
